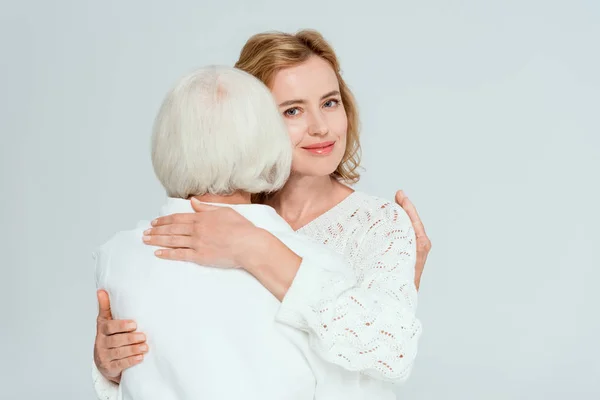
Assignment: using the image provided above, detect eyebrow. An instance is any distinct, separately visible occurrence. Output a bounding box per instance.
[278,90,341,107]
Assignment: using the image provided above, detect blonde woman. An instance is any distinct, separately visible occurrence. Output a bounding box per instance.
[93,30,432,399]
[94,65,362,400]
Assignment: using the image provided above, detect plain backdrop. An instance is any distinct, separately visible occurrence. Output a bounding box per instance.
[1,0,598,399]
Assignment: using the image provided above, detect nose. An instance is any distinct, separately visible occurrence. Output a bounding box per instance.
[307,110,329,137]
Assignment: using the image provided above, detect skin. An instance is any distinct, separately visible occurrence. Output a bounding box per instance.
[94,290,146,383]
[93,56,432,383]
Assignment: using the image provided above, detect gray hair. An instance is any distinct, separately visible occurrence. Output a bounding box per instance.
[151,66,292,198]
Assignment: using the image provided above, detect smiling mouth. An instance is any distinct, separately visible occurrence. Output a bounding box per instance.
[301,141,335,155]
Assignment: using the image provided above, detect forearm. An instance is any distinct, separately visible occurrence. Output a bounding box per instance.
[239,229,302,301]
[276,254,421,383]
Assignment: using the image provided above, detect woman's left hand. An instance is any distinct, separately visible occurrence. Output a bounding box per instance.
[142,199,258,268]
[395,190,432,291]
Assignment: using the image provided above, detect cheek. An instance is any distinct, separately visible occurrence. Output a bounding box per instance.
[330,110,348,140]
[284,119,305,146]
[331,112,348,161]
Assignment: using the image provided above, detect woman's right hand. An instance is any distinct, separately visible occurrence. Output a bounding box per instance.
[94,290,148,383]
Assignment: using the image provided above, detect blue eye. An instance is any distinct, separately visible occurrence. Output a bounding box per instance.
[323,99,340,108]
[285,108,300,116]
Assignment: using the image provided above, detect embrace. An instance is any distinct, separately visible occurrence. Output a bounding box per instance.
[92,29,432,400]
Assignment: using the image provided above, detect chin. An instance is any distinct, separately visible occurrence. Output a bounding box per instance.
[292,164,339,178]
[291,154,343,178]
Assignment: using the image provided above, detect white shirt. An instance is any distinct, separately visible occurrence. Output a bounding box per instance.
[93,191,422,400]
[94,198,348,400]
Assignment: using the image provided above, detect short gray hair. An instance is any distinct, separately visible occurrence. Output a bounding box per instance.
[151,66,292,198]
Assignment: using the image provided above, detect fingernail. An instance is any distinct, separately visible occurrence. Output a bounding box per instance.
[151,219,157,226]
[155,250,162,256]
[126,322,137,330]
[135,354,144,361]
[191,197,200,203]
[143,229,151,235]
[139,344,148,352]
[135,333,146,341]
[142,236,150,242]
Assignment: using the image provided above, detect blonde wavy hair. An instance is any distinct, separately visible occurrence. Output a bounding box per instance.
[234,29,361,184]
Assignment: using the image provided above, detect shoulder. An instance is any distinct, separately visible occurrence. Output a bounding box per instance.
[93,221,156,286]
[348,192,416,259]
[93,220,153,260]
[346,191,412,231]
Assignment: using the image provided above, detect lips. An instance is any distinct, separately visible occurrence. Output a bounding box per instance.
[301,141,335,155]
[302,141,336,149]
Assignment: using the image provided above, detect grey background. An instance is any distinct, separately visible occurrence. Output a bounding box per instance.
[1,0,598,399]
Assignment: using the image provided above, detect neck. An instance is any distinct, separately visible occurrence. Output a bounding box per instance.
[189,191,251,205]
[268,174,337,224]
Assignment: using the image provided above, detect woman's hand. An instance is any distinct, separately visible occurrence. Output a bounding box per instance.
[144,199,302,300]
[395,190,432,291]
[94,290,148,383]
[143,199,259,268]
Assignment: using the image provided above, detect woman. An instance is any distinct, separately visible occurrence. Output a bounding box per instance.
[93,30,432,398]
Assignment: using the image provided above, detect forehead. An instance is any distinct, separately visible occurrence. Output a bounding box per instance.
[270,56,340,101]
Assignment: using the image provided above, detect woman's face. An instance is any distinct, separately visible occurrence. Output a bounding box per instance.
[270,56,348,178]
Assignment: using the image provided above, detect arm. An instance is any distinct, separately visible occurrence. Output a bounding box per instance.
[243,208,422,383]
[145,201,422,382]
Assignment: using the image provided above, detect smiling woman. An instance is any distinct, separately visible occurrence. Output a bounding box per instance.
[92,29,432,400]
[236,30,361,185]
[271,56,348,174]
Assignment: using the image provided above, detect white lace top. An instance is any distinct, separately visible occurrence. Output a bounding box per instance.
[92,191,422,399]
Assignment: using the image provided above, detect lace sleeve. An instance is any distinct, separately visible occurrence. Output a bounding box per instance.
[276,203,422,383]
[92,361,119,400]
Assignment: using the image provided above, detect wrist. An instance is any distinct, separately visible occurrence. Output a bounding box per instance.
[235,228,273,272]
[233,226,272,270]
[237,229,302,301]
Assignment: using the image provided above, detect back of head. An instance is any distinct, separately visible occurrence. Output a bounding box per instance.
[152,66,292,198]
